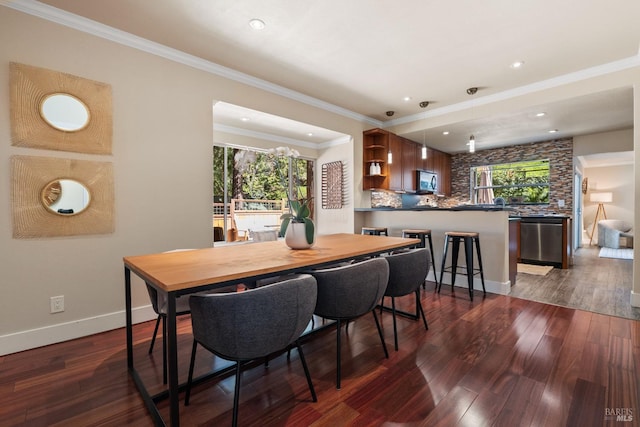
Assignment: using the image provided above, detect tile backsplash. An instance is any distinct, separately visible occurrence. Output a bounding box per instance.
[371,191,446,208]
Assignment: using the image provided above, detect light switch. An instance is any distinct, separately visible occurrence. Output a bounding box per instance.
[558,199,565,207]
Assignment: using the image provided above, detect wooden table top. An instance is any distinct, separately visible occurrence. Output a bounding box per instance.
[124,233,419,292]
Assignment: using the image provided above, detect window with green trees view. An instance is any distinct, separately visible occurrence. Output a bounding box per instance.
[471,159,550,204]
[213,146,312,204]
[212,145,314,238]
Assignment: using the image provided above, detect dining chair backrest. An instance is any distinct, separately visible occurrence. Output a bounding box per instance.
[311,258,389,320]
[146,249,196,315]
[384,248,430,297]
[189,274,317,361]
[251,229,279,242]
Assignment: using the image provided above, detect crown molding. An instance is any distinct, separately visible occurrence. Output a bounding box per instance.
[214,123,351,151]
[4,0,381,128]
[318,135,352,149]
[214,124,321,149]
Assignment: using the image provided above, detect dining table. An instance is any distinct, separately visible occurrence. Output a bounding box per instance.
[123,232,420,426]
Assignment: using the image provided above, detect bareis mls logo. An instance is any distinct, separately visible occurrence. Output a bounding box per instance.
[605,408,633,422]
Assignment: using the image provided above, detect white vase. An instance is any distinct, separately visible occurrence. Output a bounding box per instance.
[285,221,315,249]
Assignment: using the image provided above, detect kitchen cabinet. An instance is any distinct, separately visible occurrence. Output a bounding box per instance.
[387,134,417,192]
[432,150,451,195]
[363,128,451,195]
[362,128,389,190]
[401,138,416,192]
[417,146,451,196]
[387,134,403,190]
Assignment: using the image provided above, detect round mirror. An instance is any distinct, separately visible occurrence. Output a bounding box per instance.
[40,93,90,132]
[41,179,91,215]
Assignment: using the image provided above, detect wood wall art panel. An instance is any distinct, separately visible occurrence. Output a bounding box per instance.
[322,161,344,209]
[11,155,114,238]
[10,62,112,154]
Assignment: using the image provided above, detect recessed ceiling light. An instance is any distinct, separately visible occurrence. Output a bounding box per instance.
[510,61,525,69]
[307,132,314,137]
[442,131,450,135]
[549,129,558,133]
[240,117,250,122]
[536,112,546,117]
[249,19,265,30]
[403,96,412,102]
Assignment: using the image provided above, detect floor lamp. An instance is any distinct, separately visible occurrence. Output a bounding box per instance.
[589,192,613,245]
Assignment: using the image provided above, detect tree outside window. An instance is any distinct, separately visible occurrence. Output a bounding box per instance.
[472,160,550,204]
[213,145,314,236]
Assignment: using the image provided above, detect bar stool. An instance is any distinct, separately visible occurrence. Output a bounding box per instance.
[362,227,388,236]
[438,231,486,301]
[401,229,438,287]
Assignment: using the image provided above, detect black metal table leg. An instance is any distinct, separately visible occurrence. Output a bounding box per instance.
[166,292,180,426]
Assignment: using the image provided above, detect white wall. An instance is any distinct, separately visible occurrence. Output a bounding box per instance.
[315,140,355,235]
[583,164,634,242]
[574,128,633,157]
[0,8,366,354]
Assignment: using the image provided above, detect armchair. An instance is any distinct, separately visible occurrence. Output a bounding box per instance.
[597,219,633,249]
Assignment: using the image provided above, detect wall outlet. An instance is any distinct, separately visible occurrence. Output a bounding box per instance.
[50,295,64,313]
[558,199,565,207]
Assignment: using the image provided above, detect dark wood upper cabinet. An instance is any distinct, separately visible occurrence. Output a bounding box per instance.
[388,134,403,191]
[401,137,417,192]
[363,128,451,195]
[362,128,389,190]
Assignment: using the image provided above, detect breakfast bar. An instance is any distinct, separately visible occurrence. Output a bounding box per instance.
[355,207,518,295]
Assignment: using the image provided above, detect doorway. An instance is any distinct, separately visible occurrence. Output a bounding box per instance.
[573,170,583,250]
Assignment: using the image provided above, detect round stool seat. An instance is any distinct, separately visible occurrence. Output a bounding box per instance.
[402,228,432,236]
[362,227,388,236]
[444,231,479,238]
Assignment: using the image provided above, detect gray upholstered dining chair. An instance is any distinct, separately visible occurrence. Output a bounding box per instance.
[381,248,430,351]
[309,257,389,389]
[146,248,238,384]
[185,274,318,427]
[145,282,191,384]
[145,249,196,384]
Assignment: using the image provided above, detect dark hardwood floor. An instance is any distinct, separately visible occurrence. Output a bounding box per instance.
[2,272,639,426]
[511,246,640,321]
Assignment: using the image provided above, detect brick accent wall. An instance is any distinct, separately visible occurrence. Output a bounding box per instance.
[450,138,574,216]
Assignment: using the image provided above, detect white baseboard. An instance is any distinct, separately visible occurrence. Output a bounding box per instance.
[631,290,640,308]
[437,273,510,295]
[0,305,156,356]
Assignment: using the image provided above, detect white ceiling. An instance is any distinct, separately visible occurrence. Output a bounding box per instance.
[22,0,640,162]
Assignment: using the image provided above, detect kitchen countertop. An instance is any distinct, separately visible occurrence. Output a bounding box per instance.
[513,214,572,220]
[355,206,514,212]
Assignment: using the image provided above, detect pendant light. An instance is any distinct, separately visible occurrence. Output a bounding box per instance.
[421,131,427,159]
[387,148,393,164]
[468,135,475,153]
[466,87,478,153]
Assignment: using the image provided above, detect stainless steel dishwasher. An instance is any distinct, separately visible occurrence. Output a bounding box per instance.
[520,217,564,266]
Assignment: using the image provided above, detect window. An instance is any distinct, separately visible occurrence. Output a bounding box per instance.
[213,145,314,240]
[471,159,550,205]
